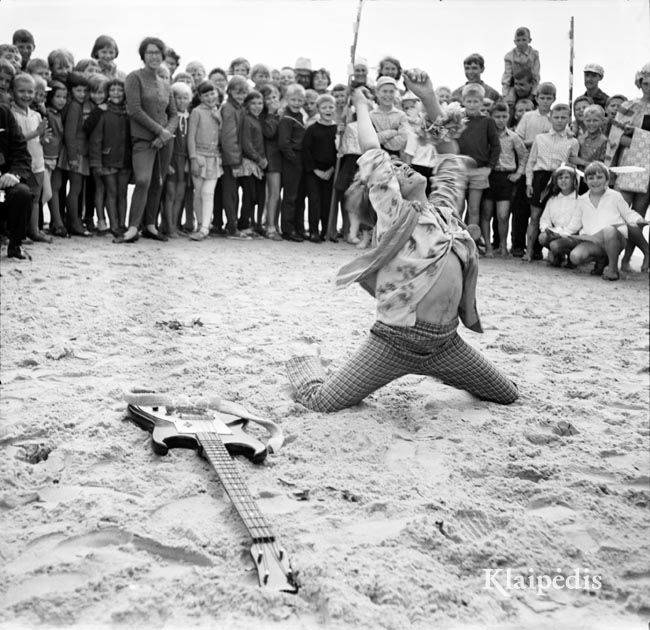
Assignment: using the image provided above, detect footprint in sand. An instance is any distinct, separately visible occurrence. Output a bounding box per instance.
[441,509,500,543]
[385,436,449,482]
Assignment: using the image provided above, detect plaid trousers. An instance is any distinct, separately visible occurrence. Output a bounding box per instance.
[286,318,518,412]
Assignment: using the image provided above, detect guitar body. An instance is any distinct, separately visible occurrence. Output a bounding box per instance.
[127,404,267,464]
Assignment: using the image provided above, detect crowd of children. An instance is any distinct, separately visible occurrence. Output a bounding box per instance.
[0,27,648,278]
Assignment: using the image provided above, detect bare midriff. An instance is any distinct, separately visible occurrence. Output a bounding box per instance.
[415,251,464,324]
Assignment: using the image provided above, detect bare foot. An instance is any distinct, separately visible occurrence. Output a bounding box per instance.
[602,266,620,281]
[522,253,532,262]
[497,247,509,257]
[484,248,495,258]
[620,259,632,273]
[642,257,649,273]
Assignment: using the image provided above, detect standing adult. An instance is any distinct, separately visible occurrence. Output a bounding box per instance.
[605,62,650,272]
[117,37,178,243]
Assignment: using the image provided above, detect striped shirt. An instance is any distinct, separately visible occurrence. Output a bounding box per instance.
[369,106,409,152]
[495,127,527,174]
[516,109,551,147]
[525,129,579,186]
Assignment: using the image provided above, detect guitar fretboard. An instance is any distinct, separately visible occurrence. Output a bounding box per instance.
[198,432,275,543]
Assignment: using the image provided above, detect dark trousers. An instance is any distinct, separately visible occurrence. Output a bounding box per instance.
[240,175,266,228]
[1,183,30,246]
[212,177,224,230]
[221,166,244,234]
[511,178,529,252]
[281,158,303,235]
[305,171,333,236]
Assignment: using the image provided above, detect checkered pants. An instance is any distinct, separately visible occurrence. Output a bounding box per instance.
[286,318,518,412]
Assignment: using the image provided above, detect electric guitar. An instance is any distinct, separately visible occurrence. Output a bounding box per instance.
[127,402,299,593]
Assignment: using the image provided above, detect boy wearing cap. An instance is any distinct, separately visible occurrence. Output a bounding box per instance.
[370,76,409,157]
[582,64,609,109]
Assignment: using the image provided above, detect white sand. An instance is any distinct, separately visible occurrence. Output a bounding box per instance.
[1,236,648,630]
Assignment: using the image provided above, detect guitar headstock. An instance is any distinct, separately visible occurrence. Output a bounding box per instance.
[250,541,299,593]
[127,404,267,463]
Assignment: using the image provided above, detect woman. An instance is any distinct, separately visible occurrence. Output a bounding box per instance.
[117,36,178,243]
[605,62,650,272]
[286,71,518,412]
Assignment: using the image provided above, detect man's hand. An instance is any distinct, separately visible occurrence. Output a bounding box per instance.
[403,69,435,100]
[0,173,20,189]
[159,128,174,144]
[151,137,163,149]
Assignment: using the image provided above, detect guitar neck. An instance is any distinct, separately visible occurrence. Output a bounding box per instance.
[197,432,275,543]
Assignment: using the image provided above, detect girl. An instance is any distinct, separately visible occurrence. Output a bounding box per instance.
[187,80,223,241]
[238,90,268,235]
[47,49,74,83]
[311,68,331,94]
[376,56,402,82]
[566,161,648,280]
[59,71,92,235]
[260,84,283,240]
[44,80,67,237]
[90,35,123,80]
[90,78,131,236]
[85,73,109,232]
[164,81,192,238]
[537,164,581,266]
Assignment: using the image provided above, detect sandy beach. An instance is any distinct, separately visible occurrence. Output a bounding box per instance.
[0,235,648,630]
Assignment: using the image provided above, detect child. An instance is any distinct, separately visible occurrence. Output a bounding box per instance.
[435,86,452,106]
[511,82,555,256]
[208,67,228,93]
[10,72,51,242]
[510,97,534,128]
[12,29,35,71]
[572,94,592,137]
[312,68,331,94]
[89,78,131,236]
[229,58,251,79]
[482,102,527,257]
[510,69,537,109]
[502,27,540,105]
[47,49,74,83]
[84,73,109,232]
[566,161,647,280]
[260,84,283,240]
[238,90,267,236]
[0,45,22,74]
[164,81,192,238]
[220,75,251,239]
[173,72,194,92]
[574,104,607,192]
[524,103,579,261]
[27,58,51,82]
[451,53,501,104]
[302,93,337,242]
[537,164,581,266]
[370,76,409,157]
[332,83,348,124]
[30,75,48,117]
[0,58,15,105]
[303,89,319,127]
[456,82,501,237]
[278,83,307,241]
[43,80,67,236]
[90,34,123,80]
[187,80,222,240]
[185,61,206,88]
[164,49,180,77]
[60,71,92,236]
[604,94,627,136]
[480,98,494,117]
[250,64,271,91]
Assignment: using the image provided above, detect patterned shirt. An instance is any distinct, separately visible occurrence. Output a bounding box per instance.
[495,127,528,174]
[525,129,580,185]
[502,46,541,94]
[350,149,482,330]
[578,132,607,163]
[516,109,551,147]
[369,106,409,152]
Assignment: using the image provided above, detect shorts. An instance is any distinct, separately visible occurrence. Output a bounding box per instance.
[486,171,515,201]
[530,170,552,207]
[466,166,491,190]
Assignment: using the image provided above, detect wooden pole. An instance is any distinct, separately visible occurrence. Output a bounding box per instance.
[326,0,364,241]
[568,16,574,119]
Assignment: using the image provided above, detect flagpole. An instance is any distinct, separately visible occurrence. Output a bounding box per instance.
[326,0,364,241]
[568,16,574,118]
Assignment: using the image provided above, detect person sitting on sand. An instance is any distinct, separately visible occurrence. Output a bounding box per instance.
[286,70,519,412]
[564,161,649,280]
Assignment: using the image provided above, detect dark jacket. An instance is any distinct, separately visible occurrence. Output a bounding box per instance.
[0,103,34,186]
[63,99,88,162]
[303,121,337,172]
[89,103,131,170]
[241,113,266,165]
[278,109,305,164]
[220,99,244,166]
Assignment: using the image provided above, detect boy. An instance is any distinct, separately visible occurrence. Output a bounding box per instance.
[369,76,409,156]
[510,82,556,256]
[185,61,206,88]
[302,94,337,242]
[451,53,500,104]
[482,102,527,257]
[331,83,348,124]
[10,73,50,243]
[574,104,607,172]
[278,83,307,241]
[0,58,15,105]
[604,94,627,135]
[456,82,501,237]
[524,103,579,261]
[511,69,537,108]
[12,29,35,71]
[511,97,534,128]
[0,45,22,74]
[502,27,540,105]
[26,58,51,82]
[582,63,609,109]
[303,89,319,127]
